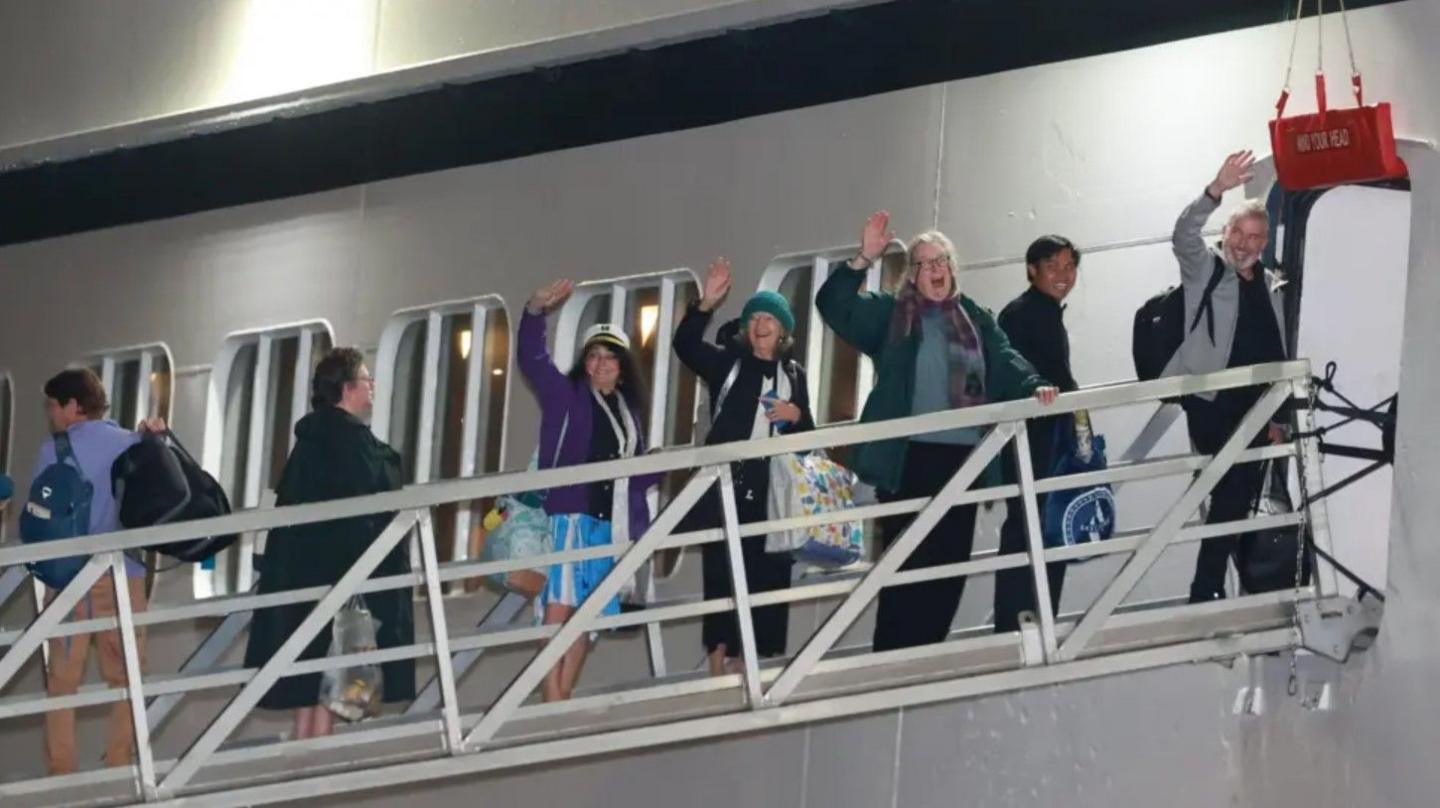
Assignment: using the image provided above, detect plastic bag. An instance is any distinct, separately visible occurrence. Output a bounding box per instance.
[479,492,551,596]
[321,597,384,722]
[765,452,864,568]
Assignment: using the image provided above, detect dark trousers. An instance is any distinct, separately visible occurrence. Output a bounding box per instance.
[694,459,794,658]
[873,442,980,652]
[993,418,1067,633]
[1184,395,1269,602]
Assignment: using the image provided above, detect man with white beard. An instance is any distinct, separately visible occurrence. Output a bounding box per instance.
[1168,150,1290,603]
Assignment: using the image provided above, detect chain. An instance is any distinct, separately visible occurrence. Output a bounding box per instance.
[1287,377,1321,697]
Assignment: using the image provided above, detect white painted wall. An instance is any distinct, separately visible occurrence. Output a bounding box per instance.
[1294,186,1409,596]
[0,0,864,153]
[1,2,1438,805]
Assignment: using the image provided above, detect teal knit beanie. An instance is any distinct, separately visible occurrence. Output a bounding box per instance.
[741,290,796,334]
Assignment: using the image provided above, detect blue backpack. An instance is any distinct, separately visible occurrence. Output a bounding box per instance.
[19,432,94,589]
[1040,414,1117,552]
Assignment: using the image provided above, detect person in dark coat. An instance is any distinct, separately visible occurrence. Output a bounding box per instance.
[243,347,413,740]
[674,257,815,676]
[816,212,1058,652]
[992,235,1081,633]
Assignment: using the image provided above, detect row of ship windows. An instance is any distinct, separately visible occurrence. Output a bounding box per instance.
[0,250,912,595]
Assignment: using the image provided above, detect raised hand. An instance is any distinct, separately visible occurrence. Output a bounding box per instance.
[700,257,732,312]
[1208,150,1256,198]
[860,210,896,262]
[527,279,574,315]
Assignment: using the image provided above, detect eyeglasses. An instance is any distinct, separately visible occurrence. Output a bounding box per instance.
[911,255,951,273]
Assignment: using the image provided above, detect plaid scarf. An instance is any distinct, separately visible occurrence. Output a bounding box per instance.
[889,282,987,408]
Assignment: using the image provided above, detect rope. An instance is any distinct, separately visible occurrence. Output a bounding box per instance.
[1281,0,1306,95]
[1337,0,1360,77]
[1336,0,1364,103]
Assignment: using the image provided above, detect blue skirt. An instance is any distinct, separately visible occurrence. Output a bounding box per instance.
[541,513,621,617]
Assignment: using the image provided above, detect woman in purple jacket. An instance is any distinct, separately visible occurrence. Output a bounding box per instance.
[520,279,662,702]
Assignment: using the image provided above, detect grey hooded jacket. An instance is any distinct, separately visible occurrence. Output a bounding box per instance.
[1162,190,1288,400]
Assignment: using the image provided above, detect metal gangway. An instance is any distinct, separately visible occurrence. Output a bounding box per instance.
[0,360,1383,807]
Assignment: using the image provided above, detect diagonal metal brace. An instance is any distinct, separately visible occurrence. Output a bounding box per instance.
[0,556,110,692]
[1055,381,1290,661]
[159,510,420,796]
[461,468,716,750]
[405,591,531,717]
[763,424,1014,707]
[716,464,764,706]
[0,565,29,612]
[146,605,254,735]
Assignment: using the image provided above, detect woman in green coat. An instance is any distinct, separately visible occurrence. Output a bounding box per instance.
[243,347,414,739]
[816,211,1058,651]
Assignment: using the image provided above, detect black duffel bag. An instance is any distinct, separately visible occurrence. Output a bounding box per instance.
[112,430,239,563]
[1237,459,1313,594]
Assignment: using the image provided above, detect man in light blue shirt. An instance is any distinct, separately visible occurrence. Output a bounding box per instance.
[31,368,164,774]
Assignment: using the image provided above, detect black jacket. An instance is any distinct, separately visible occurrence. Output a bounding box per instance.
[998,287,1077,394]
[674,304,816,446]
[998,286,1075,478]
[674,304,816,529]
[243,406,414,710]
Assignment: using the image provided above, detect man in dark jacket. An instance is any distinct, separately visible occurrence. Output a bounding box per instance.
[993,236,1081,633]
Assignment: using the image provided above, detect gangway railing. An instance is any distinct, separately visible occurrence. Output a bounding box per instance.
[0,360,1381,808]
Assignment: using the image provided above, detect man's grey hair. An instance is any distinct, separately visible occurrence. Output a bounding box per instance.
[1226,198,1269,230]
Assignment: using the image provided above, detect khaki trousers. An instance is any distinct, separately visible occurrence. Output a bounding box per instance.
[44,574,149,775]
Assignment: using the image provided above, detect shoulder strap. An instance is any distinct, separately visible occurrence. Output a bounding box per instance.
[50,431,94,508]
[589,386,638,458]
[1189,255,1229,343]
[54,431,83,472]
[163,429,199,467]
[711,359,743,421]
[779,359,798,402]
[53,432,77,463]
[1252,458,1282,511]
